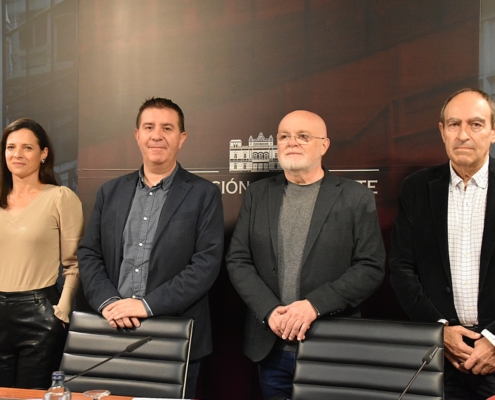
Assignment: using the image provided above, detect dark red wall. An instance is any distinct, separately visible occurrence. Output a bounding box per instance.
[77,1,480,398]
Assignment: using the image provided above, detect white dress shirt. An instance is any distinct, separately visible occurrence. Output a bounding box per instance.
[447,158,495,343]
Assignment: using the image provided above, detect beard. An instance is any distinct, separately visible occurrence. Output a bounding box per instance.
[279,154,321,175]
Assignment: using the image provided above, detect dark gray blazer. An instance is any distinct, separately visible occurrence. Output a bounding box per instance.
[390,158,495,333]
[78,164,224,360]
[226,169,385,362]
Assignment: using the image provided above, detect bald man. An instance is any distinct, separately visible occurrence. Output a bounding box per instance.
[227,110,385,399]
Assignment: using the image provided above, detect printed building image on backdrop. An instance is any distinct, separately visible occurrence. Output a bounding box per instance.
[229,133,281,172]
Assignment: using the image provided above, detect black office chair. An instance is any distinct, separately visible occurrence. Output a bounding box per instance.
[293,318,444,400]
[60,311,194,398]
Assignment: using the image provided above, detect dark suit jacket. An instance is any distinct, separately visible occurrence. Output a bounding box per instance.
[78,164,224,360]
[226,169,386,362]
[390,159,495,334]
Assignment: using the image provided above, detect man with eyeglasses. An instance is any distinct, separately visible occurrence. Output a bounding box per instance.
[227,110,385,400]
[390,88,495,399]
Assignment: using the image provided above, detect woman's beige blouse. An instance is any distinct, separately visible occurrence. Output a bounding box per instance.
[0,184,84,323]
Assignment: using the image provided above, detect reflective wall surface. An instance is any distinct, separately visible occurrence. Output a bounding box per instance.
[2,0,77,189]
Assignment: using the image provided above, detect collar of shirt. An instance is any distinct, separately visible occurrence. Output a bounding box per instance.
[449,158,489,191]
[138,164,178,191]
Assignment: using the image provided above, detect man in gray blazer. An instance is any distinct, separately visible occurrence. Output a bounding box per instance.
[226,110,385,400]
[78,98,224,398]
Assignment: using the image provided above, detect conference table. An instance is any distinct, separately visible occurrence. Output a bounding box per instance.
[0,388,132,400]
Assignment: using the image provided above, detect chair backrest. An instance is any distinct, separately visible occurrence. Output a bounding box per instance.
[60,311,194,398]
[293,318,444,400]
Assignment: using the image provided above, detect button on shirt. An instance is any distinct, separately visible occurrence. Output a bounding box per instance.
[448,159,487,327]
[116,165,178,315]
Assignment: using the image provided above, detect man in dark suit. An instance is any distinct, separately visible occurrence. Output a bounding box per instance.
[78,98,224,398]
[226,110,385,400]
[390,88,495,399]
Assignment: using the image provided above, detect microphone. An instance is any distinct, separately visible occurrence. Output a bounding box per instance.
[397,345,439,400]
[65,336,152,383]
[422,345,439,364]
[125,336,153,352]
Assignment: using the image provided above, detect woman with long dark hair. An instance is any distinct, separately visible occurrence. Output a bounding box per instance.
[0,118,83,388]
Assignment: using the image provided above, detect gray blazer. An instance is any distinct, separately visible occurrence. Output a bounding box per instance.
[226,169,385,362]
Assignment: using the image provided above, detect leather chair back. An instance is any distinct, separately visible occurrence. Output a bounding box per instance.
[60,311,193,398]
[293,318,444,400]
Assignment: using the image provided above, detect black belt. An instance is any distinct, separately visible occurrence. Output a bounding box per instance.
[0,284,59,301]
[463,325,480,333]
